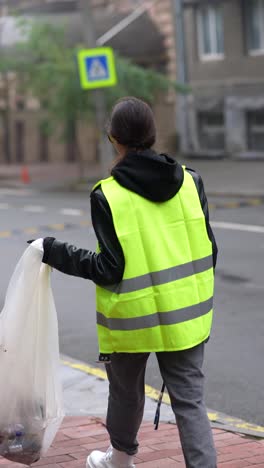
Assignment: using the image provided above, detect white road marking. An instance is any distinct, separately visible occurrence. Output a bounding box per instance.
[211,221,264,234]
[0,188,34,196]
[60,208,83,216]
[0,204,86,216]
[23,205,46,213]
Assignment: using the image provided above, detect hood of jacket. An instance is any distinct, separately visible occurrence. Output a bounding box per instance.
[111,149,184,202]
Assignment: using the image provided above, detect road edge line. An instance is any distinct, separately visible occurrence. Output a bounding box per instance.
[61,355,264,438]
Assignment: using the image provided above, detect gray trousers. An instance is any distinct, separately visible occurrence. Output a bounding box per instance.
[105,343,217,468]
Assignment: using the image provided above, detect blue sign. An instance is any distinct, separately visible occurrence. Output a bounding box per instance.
[85,56,110,81]
[77,47,117,89]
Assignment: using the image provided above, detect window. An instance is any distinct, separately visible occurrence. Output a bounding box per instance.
[246,0,264,54]
[197,4,224,60]
[198,112,225,150]
[247,111,264,151]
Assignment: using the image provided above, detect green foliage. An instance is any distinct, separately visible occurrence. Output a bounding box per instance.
[2,20,187,141]
[105,56,188,107]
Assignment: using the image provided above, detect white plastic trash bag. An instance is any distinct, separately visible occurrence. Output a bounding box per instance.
[0,239,64,465]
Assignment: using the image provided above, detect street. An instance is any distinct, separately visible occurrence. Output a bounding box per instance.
[0,186,264,426]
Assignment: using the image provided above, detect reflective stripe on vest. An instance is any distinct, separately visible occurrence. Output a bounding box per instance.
[104,254,213,294]
[97,296,213,331]
[95,168,214,354]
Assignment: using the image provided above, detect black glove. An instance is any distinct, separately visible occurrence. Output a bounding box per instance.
[27,237,55,264]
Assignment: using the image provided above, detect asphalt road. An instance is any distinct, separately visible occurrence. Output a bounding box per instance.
[0,187,264,425]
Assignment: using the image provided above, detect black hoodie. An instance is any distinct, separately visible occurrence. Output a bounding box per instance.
[43,150,218,285]
[112,149,184,202]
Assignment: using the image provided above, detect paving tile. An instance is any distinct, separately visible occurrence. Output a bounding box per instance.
[46,447,85,457]
[33,455,74,466]
[61,417,91,428]
[135,446,154,455]
[149,441,182,451]
[53,434,71,443]
[54,437,97,448]
[59,461,86,468]
[137,448,183,462]
[80,441,109,451]
[67,450,87,460]
[219,441,263,454]
[136,458,177,467]
[218,461,251,467]
[33,465,61,468]
[244,455,264,464]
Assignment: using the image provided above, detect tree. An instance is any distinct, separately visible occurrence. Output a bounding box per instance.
[1,20,188,174]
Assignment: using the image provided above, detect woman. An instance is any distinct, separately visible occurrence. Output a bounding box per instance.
[40,97,218,468]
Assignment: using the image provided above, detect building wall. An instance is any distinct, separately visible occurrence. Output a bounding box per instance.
[182,0,264,159]
[0,83,98,164]
[148,0,177,81]
[0,103,177,164]
[185,0,264,88]
[148,0,178,152]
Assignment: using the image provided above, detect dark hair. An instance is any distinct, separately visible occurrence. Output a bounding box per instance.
[107,97,156,150]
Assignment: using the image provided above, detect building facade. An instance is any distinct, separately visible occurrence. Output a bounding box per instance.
[180,0,264,159]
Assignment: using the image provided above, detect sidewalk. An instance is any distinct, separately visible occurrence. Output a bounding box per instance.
[1,357,264,467]
[184,159,264,198]
[0,158,264,197]
[2,417,264,468]
[0,163,100,191]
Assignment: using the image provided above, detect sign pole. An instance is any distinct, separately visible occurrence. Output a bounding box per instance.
[78,0,114,178]
[173,0,189,154]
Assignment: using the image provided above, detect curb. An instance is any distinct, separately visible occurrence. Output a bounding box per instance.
[72,183,264,200]
[61,355,264,439]
[3,182,264,207]
[53,185,264,202]
[1,179,264,200]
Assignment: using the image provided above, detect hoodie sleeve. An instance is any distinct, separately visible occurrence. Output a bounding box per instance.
[187,168,218,269]
[42,187,125,285]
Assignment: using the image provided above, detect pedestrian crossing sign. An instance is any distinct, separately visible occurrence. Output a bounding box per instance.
[77,47,117,90]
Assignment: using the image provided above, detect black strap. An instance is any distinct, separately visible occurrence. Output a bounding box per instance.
[96,353,111,364]
[154,382,166,430]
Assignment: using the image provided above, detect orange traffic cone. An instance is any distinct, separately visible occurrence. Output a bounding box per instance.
[21,166,30,184]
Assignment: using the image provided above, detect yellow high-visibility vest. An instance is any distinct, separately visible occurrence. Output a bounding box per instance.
[94,168,214,354]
